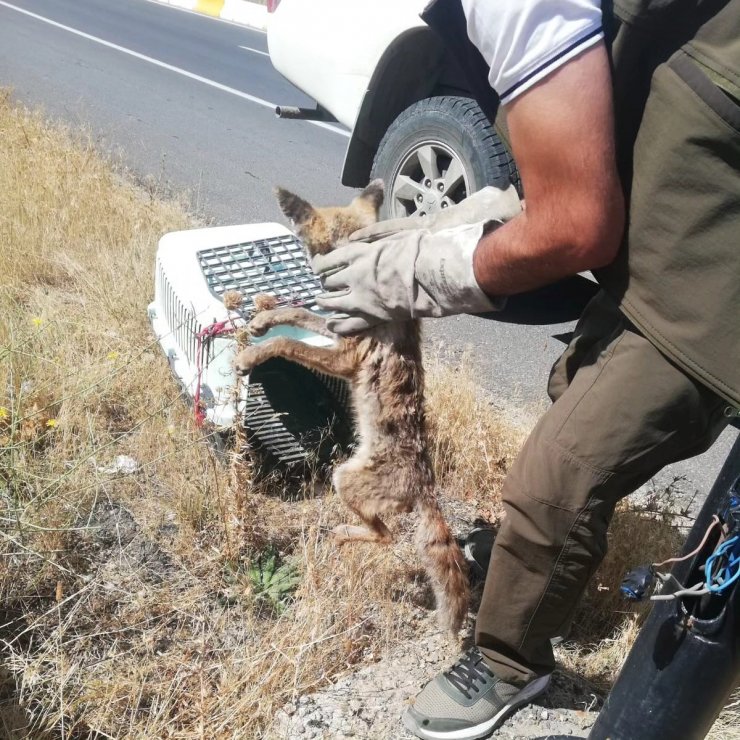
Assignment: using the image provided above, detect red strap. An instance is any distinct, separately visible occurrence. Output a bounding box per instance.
[193,319,236,427]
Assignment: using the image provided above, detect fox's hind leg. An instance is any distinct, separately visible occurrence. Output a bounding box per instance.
[330,459,414,545]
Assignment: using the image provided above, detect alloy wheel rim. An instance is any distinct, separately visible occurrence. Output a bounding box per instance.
[390,141,470,219]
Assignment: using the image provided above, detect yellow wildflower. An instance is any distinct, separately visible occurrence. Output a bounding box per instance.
[106,351,120,361]
[0,407,8,420]
[46,418,58,429]
[31,316,43,328]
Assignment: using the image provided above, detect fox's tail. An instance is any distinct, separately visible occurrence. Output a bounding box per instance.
[414,495,469,634]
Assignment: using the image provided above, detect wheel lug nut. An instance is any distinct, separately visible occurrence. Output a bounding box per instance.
[437,182,444,192]
[416,194,424,203]
[424,179,432,188]
[419,211,426,217]
[441,201,449,209]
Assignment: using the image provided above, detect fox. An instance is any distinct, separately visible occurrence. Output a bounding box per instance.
[233,180,469,633]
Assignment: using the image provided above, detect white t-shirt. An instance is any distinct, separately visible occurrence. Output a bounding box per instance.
[461,0,604,105]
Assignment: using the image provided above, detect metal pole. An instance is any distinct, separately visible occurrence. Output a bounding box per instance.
[590,435,740,740]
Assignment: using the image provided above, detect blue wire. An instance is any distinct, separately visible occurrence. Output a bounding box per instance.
[705,536,740,594]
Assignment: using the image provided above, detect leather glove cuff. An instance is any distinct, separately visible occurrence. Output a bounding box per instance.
[413,222,506,316]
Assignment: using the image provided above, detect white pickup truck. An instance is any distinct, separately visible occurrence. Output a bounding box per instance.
[267,0,518,218]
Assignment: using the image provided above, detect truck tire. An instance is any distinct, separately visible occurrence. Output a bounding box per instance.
[370,96,517,219]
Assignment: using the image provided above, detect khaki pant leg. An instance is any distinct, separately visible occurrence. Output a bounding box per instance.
[547,291,627,403]
[476,297,728,684]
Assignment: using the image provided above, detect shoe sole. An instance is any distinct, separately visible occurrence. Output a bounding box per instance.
[402,673,551,740]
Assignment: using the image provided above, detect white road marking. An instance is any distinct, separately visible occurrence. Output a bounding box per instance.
[238,44,269,57]
[0,0,350,138]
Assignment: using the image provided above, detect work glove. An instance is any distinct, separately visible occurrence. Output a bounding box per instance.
[312,185,522,335]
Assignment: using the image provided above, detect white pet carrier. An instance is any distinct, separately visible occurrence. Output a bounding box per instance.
[147,222,351,466]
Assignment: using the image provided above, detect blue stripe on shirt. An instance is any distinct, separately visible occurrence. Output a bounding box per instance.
[500,26,604,102]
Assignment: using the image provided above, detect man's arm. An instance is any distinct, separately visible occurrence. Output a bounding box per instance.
[473,43,625,296]
[312,42,626,335]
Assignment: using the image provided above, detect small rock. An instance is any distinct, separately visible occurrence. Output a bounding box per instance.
[541,710,549,721]
[98,454,140,475]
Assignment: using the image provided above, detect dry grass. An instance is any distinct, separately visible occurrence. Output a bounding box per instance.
[0,91,736,738]
[425,358,526,522]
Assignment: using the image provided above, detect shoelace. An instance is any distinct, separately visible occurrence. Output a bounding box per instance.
[444,647,495,699]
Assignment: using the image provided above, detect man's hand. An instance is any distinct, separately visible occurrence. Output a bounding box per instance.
[313,222,507,335]
[312,186,521,335]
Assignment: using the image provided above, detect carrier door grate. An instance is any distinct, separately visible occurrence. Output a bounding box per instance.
[198,234,321,309]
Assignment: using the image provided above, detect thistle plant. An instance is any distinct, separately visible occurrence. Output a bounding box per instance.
[248,546,301,613]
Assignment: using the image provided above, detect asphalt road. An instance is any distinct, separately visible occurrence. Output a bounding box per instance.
[0,0,735,502]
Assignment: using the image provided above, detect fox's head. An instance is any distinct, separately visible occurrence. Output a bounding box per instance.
[275,179,384,257]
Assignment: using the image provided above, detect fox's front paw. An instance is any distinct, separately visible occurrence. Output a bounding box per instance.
[246,312,273,337]
[233,346,262,377]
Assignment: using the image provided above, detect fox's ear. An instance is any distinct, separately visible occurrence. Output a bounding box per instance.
[275,187,315,225]
[358,179,384,211]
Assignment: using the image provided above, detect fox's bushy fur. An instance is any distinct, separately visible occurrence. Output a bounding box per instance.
[234,181,468,633]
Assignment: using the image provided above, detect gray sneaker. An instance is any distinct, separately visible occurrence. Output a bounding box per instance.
[403,647,550,740]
